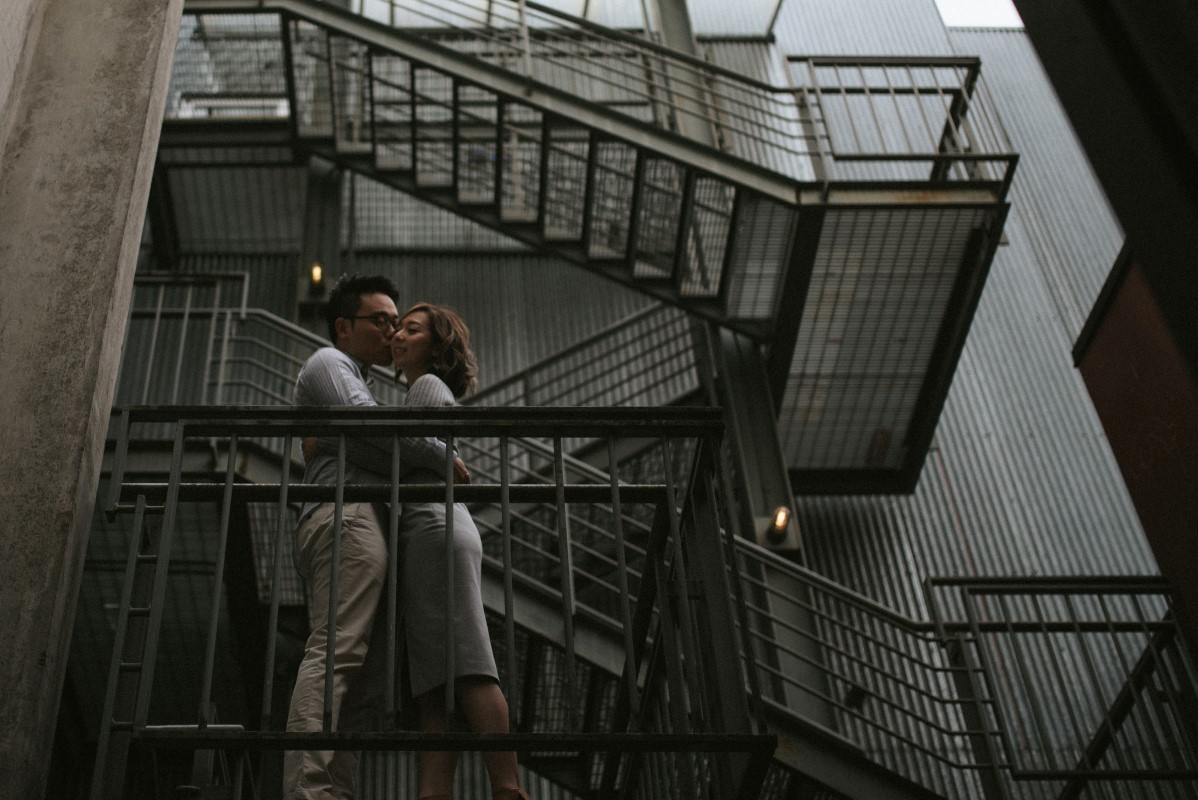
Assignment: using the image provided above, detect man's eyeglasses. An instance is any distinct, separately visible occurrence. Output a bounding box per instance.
[348,312,402,331]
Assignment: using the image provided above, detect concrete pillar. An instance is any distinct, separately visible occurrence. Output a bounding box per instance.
[0,0,183,796]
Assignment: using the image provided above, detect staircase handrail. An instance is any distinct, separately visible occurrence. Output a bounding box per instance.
[341,0,808,142]
[466,302,686,406]
[183,0,1016,189]
[729,533,1198,797]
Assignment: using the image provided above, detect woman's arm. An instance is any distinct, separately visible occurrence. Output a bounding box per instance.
[403,374,470,483]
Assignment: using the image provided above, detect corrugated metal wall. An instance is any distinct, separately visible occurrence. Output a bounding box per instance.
[767,0,953,57]
[348,252,653,389]
[140,250,652,392]
[948,28,1124,335]
[757,2,1153,617]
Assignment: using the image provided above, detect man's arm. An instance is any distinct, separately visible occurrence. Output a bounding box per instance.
[297,348,449,476]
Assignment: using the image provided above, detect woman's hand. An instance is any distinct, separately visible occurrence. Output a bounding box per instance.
[453,456,471,484]
[301,436,317,465]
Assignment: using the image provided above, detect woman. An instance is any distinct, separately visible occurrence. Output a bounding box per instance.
[392,302,529,800]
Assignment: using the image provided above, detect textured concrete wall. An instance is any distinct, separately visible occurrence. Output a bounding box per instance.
[0,0,183,795]
[0,0,43,159]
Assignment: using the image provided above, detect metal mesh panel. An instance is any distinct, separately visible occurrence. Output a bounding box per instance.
[632,157,685,279]
[291,20,334,137]
[543,122,589,240]
[499,101,544,223]
[457,84,501,204]
[678,176,736,298]
[723,194,795,320]
[779,206,987,471]
[371,53,414,171]
[584,140,635,259]
[344,174,520,250]
[166,14,288,120]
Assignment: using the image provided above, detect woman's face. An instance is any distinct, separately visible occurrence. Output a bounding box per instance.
[392,310,436,378]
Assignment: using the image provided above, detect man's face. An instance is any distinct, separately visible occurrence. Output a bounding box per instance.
[337,292,400,367]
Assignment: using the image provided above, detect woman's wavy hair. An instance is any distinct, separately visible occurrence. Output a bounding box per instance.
[399,302,478,398]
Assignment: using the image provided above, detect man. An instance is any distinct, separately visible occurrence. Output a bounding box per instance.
[283,274,464,800]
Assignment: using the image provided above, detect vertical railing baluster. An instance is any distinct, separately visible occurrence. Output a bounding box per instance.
[215,311,233,405]
[884,63,914,155]
[140,285,165,404]
[88,495,147,800]
[106,409,132,515]
[701,440,766,731]
[553,436,579,728]
[324,436,347,731]
[516,0,533,77]
[501,436,518,723]
[650,543,697,798]
[444,432,457,716]
[608,438,640,723]
[261,434,293,729]
[387,432,401,723]
[198,293,219,407]
[168,283,192,404]
[660,439,704,724]
[1064,594,1132,775]
[133,425,187,729]
[953,596,1014,800]
[1032,594,1092,772]
[1095,594,1168,775]
[198,433,239,729]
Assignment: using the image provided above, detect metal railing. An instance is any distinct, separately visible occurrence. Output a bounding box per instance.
[174,0,1016,187]
[92,406,774,800]
[733,538,1198,799]
[109,281,701,629]
[788,56,1016,190]
[114,281,695,410]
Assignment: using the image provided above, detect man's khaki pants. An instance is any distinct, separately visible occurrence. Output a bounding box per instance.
[283,502,387,800]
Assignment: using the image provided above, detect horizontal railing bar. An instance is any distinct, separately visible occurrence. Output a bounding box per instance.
[1008,768,1198,781]
[116,403,721,425]
[756,695,986,770]
[928,575,1172,592]
[795,55,984,68]
[133,728,778,753]
[736,539,939,633]
[470,305,680,403]
[116,482,668,504]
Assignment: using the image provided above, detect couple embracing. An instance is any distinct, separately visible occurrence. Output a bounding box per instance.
[283,274,529,800]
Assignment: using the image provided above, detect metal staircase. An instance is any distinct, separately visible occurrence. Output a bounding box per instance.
[167,0,1014,344]
[83,277,1198,799]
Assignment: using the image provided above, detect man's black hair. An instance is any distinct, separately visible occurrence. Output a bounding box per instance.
[325,273,401,344]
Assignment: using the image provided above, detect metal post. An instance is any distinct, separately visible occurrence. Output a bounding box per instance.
[444,433,457,716]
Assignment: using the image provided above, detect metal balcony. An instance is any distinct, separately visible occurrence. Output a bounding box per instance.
[87,404,1198,800]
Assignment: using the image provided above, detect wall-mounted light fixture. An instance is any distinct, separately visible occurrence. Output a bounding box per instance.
[309,262,325,297]
[765,505,791,545]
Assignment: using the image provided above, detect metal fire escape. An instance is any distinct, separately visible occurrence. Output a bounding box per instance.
[161,0,1016,497]
[80,278,1198,800]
